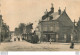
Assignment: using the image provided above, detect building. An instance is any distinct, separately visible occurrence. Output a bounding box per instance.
[74,18,80,42]
[14,23,33,41]
[37,4,74,42]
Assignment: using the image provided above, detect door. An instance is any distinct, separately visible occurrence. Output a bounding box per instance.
[46,34,50,42]
[49,34,56,42]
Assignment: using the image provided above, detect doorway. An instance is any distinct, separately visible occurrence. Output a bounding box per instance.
[46,34,50,42]
[46,34,56,42]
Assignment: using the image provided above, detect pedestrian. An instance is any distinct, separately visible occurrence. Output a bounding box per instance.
[18,38,20,41]
[14,38,16,41]
[49,38,52,44]
[70,42,74,49]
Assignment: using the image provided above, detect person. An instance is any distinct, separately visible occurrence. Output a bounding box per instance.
[49,38,52,44]
[70,42,74,49]
[14,38,16,41]
[18,38,20,41]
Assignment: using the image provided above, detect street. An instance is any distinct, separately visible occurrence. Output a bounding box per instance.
[0,40,80,51]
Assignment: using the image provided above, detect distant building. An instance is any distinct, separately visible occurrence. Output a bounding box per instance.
[36,4,74,42]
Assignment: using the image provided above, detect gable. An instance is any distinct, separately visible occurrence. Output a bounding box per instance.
[57,11,74,27]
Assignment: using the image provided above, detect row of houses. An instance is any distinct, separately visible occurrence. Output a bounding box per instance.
[0,14,10,42]
[35,4,80,43]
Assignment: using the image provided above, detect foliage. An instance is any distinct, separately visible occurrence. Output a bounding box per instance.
[1,23,10,42]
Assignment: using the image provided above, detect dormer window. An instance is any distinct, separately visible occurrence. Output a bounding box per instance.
[49,16,53,20]
[58,7,61,15]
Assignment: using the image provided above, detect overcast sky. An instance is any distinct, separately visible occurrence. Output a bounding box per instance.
[1,0,80,31]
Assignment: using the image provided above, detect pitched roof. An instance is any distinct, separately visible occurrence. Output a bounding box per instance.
[41,10,73,26]
[42,11,63,21]
[51,12,60,20]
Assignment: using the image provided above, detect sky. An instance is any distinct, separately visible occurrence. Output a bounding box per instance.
[1,0,80,31]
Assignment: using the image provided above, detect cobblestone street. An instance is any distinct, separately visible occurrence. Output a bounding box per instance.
[0,41,80,51]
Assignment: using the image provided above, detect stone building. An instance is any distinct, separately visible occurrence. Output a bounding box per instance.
[37,4,74,42]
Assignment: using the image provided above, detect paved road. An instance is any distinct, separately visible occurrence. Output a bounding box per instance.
[0,41,80,51]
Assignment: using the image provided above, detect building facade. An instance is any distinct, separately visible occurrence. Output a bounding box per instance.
[74,18,80,42]
[37,4,74,43]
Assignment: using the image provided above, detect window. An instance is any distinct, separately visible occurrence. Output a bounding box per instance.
[48,26,53,31]
[49,26,53,31]
[43,26,47,31]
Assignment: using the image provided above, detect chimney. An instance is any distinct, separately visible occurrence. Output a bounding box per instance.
[44,9,48,15]
[50,3,54,13]
[58,7,61,15]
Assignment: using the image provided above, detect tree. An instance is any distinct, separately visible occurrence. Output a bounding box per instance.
[1,23,10,41]
[26,23,33,33]
[15,28,20,36]
[19,23,26,34]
